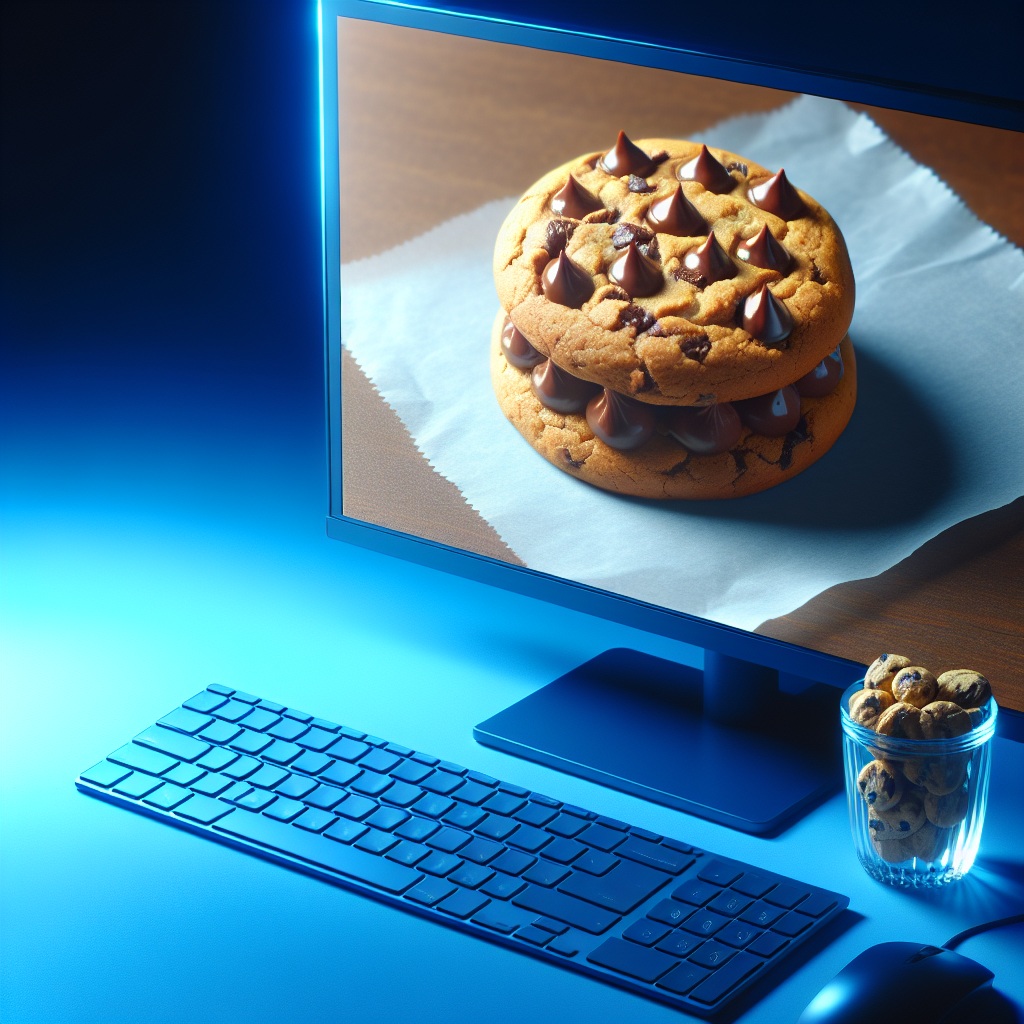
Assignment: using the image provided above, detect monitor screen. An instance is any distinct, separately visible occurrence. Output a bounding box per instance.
[321,2,1023,829]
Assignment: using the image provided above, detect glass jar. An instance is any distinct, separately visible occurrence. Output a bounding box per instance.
[840,681,997,888]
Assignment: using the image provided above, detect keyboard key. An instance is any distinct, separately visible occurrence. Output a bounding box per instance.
[717,921,762,949]
[682,909,731,938]
[698,860,742,888]
[514,924,552,947]
[587,937,676,982]
[229,729,273,755]
[238,707,281,732]
[546,812,589,838]
[215,809,422,894]
[182,691,227,714]
[191,773,233,797]
[481,792,526,817]
[421,771,463,796]
[174,794,233,824]
[543,838,586,864]
[772,911,814,937]
[264,797,305,823]
[296,727,341,753]
[293,809,335,833]
[560,858,669,915]
[690,940,736,969]
[656,962,712,996]
[359,748,402,774]
[267,719,309,742]
[426,827,470,853]
[405,879,457,907]
[648,898,689,927]
[707,891,753,917]
[275,775,317,800]
[113,772,163,799]
[394,817,439,843]
[474,814,519,841]
[765,883,810,909]
[419,852,463,877]
[747,932,789,958]
[261,741,303,766]
[617,836,693,875]
[143,783,192,810]
[732,872,775,899]
[390,760,433,785]
[323,817,368,844]
[324,735,369,760]
[108,743,178,777]
[290,751,332,775]
[438,889,490,920]
[386,842,431,868]
[473,908,522,935]
[222,756,261,780]
[196,747,237,772]
[350,770,393,797]
[672,880,720,907]
[622,920,671,947]
[442,805,485,831]
[688,951,762,1005]
[451,780,493,806]
[514,803,557,828]
[507,825,551,853]
[211,699,253,722]
[413,794,455,819]
[163,763,206,788]
[335,794,377,821]
[247,765,290,790]
[366,806,409,832]
[513,885,621,934]
[479,873,526,900]
[319,761,361,788]
[79,761,132,789]
[157,707,214,735]
[793,892,839,918]
[740,901,786,928]
[578,823,626,852]
[448,863,494,889]
[656,930,704,958]
[235,789,277,812]
[490,849,534,876]
[381,781,426,808]
[522,859,570,888]
[354,829,399,855]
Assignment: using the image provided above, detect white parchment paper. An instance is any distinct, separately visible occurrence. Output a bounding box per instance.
[340,96,1024,631]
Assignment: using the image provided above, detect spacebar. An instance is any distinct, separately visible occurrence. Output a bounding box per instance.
[214,809,423,894]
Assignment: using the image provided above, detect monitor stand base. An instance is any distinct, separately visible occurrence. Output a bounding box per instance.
[474,648,843,836]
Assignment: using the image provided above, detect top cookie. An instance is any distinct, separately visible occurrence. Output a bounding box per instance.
[493,134,855,406]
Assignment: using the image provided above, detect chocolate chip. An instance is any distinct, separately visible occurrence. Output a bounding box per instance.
[628,174,655,193]
[619,303,656,334]
[649,149,669,165]
[560,448,585,469]
[674,264,707,287]
[811,260,828,284]
[611,223,654,249]
[680,335,712,363]
[543,218,576,255]
[662,456,694,478]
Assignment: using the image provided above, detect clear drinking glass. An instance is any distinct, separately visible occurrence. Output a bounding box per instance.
[840,681,997,888]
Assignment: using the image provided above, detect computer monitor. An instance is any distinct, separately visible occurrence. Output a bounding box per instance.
[320,1,1023,834]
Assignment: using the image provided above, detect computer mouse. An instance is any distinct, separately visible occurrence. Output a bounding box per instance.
[797,941,995,1024]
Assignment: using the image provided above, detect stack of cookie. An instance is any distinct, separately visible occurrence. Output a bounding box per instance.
[491,131,856,499]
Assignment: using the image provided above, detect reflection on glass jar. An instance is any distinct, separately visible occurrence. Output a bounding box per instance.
[840,681,997,888]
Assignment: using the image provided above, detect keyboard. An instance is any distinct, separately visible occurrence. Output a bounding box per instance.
[76,685,848,1018]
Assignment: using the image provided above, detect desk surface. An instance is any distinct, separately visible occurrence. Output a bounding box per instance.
[3,6,1023,1022]
[337,19,1024,712]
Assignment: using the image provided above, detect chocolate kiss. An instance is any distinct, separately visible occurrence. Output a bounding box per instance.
[598,130,656,177]
[542,250,594,308]
[501,318,544,370]
[532,359,600,414]
[736,224,791,272]
[683,233,737,286]
[735,386,801,436]
[549,175,604,219]
[609,241,663,297]
[667,403,743,455]
[676,144,735,194]
[748,168,806,219]
[741,285,793,346]
[586,389,656,451]
[645,184,706,236]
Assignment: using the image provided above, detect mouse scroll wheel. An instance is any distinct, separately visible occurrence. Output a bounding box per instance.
[909,945,944,962]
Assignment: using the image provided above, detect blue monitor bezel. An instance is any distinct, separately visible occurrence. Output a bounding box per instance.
[319,0,1013,692]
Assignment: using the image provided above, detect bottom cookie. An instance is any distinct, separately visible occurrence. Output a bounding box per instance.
[491,309,857,500]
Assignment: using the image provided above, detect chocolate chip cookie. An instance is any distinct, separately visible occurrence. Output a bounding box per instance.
[493,134,855,406]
